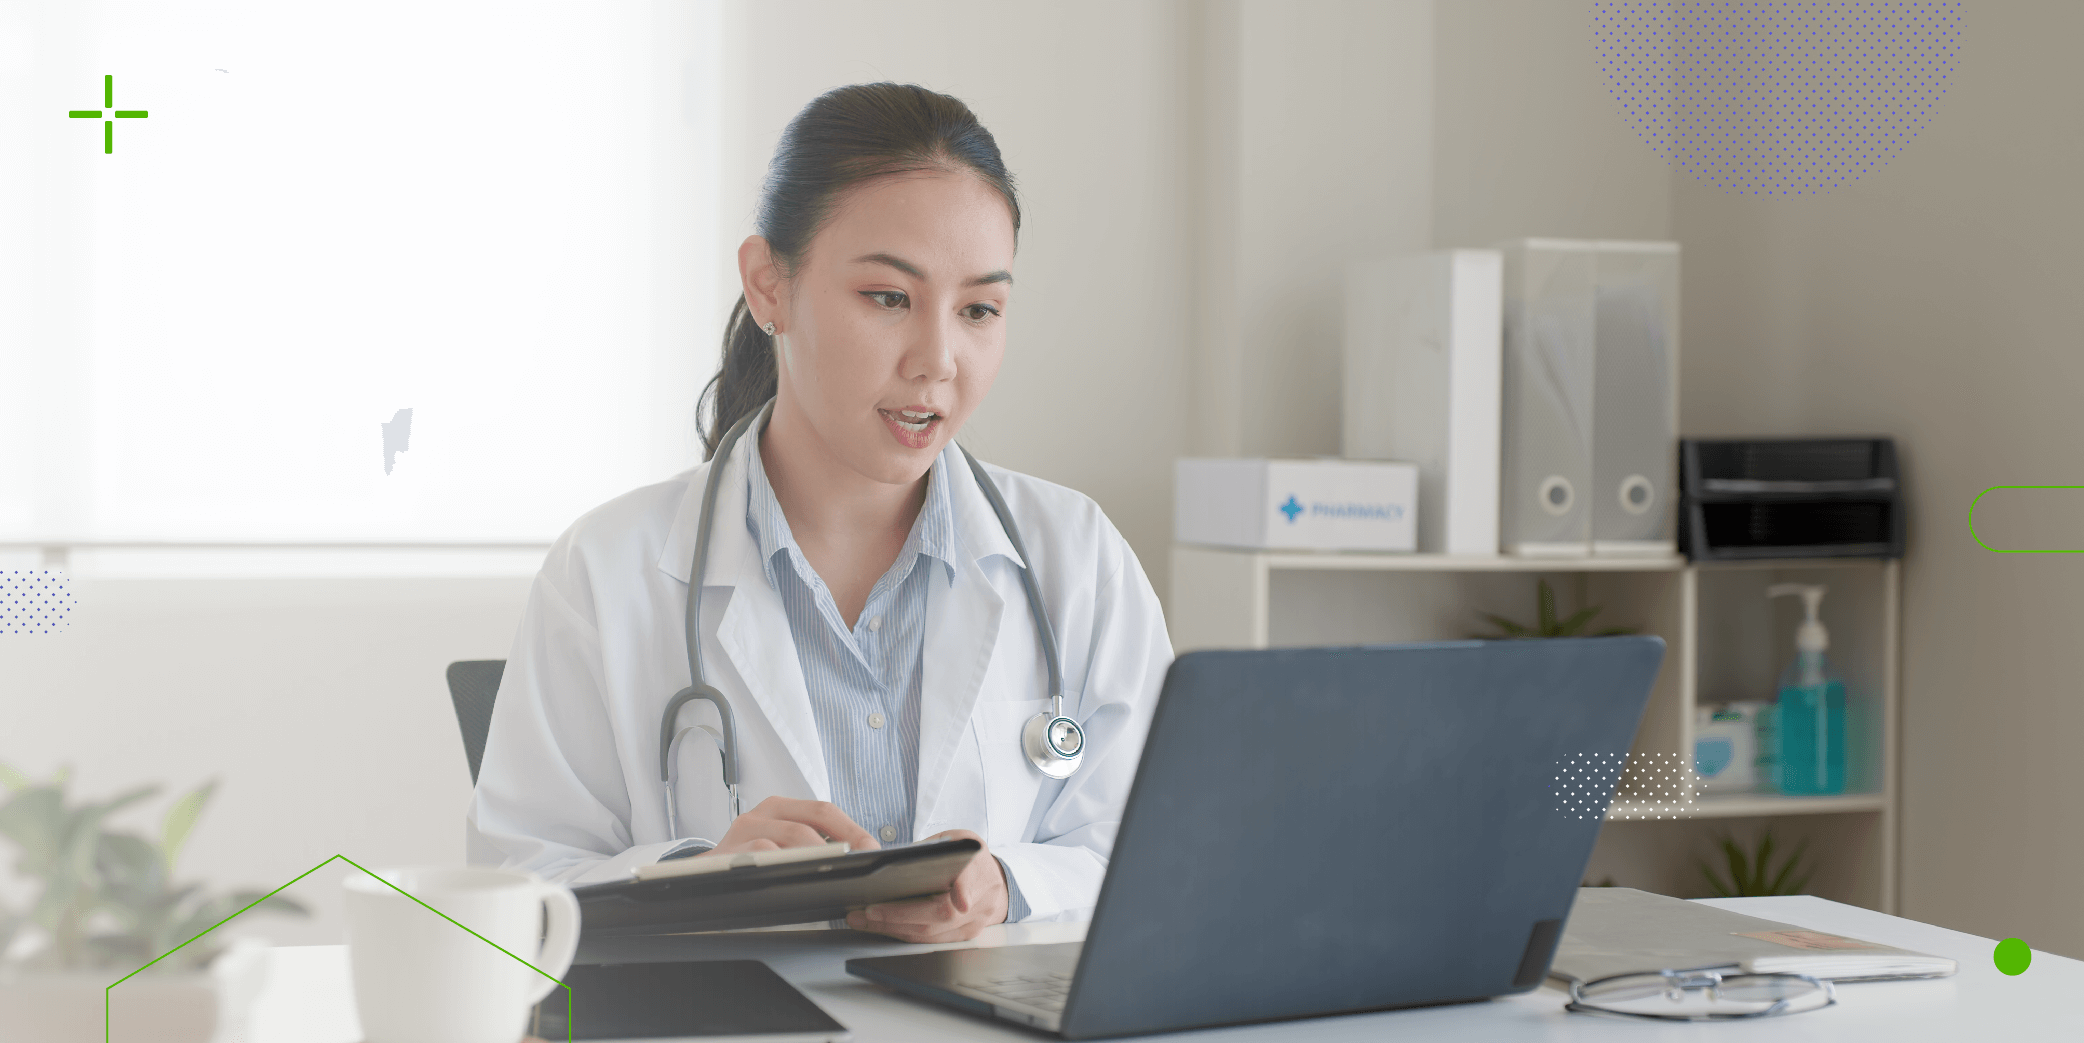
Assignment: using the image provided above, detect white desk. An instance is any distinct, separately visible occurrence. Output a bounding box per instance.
[248,896,2078,1041]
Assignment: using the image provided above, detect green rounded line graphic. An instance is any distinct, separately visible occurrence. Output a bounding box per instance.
[102,853,573,1042]
[1969,485,2084,554]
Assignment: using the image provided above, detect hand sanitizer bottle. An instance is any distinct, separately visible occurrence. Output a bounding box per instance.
[1767,584,1846,795]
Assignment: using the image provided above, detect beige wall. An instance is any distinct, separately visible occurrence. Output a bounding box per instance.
[1431,0,1671,247]
[1189,0,1435,459]
[1674,3,2084,957]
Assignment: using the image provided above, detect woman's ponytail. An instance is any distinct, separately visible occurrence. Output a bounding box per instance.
[697,295,778,458]
[694,82,1020,461]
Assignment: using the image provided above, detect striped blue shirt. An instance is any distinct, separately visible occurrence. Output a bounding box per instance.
[744,434,1029,921]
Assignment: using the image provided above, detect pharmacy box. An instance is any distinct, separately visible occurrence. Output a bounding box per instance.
[1175,458,1418,552]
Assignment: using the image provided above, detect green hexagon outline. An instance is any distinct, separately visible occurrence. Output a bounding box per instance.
[102,853,571,1042]
[1969,485,2084,553]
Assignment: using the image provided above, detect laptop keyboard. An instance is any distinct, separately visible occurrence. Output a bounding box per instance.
[961,970,1074,1012]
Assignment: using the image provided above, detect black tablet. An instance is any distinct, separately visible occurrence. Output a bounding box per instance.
[572,838,978,937]
[531,960,848,1042]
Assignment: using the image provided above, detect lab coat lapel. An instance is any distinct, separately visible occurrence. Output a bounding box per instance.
[914,445,1022,830]
[656,431,831,802]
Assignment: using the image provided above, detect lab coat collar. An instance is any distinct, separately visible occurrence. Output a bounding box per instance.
[945,441,1027,572]
[916,441,1024,830]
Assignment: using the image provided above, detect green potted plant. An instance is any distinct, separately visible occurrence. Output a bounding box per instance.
[1472,578,1639,639]
[0,765,307,1043]
[1698,827,1815,897]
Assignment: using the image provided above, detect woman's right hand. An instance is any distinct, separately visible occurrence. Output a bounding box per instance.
[701,796,880,856]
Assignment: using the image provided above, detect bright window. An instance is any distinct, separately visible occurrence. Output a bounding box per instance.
[0,1,722,561]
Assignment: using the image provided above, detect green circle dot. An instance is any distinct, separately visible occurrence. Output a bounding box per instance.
[1993,937,2031,976]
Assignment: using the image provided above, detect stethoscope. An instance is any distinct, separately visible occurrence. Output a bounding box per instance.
[658,400,1085,841]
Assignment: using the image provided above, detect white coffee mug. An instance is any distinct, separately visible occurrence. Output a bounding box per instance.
[344,866,580,1043]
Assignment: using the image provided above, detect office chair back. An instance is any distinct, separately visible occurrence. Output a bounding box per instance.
[445,659,506,785]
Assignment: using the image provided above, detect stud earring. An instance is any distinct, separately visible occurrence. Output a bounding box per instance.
[761,321,776,336]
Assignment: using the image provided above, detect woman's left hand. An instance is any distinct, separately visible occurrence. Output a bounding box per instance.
[845,829,1008,942]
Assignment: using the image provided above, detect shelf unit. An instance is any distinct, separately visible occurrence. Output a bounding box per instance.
[1169,546,1901,913]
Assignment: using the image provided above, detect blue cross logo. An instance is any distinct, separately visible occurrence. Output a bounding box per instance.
[1279,495,1303,523]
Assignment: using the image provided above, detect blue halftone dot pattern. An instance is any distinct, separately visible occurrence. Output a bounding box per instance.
[1,570,79,635]
[1591,1,1962,195]
[1554,752,1698,819]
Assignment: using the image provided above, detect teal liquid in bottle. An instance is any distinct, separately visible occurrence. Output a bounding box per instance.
[1774,651,1846,795]
[1766,585,1847,796]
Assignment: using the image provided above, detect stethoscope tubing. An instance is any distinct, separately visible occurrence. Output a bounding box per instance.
[660,399,1077,840]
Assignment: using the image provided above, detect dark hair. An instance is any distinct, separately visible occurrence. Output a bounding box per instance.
[696,82,1022,459]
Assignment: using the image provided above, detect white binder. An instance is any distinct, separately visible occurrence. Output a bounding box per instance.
[1499,239,1680,559]
[1342,250,1502,555]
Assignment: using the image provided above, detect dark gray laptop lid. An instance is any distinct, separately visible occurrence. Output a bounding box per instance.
[1060,636,1664,1039]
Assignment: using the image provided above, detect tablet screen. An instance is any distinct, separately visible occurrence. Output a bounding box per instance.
[531,959,849,1041]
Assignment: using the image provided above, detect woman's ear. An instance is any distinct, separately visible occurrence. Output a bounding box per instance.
[738,235,785,329]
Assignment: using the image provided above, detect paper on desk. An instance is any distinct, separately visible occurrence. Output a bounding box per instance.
[631,840,851,882]
[1550,888,1958,983]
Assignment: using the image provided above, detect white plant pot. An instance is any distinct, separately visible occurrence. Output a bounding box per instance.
[0,938,269,1043]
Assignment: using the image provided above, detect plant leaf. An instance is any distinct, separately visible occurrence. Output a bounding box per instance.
[1753,830,1776,895]
[1554,606,1603,637]
[1594,625,1639,636]
[161,779,218,876]
[95,831,166,899]
[0,786,69,875]
[53,784,158,894]
[0,763,28,792]
[217,888,311,918]
[1476,613,1531,638]
[1721,836,1751,896]
[1767,836,1812,895]
[1536,580,1558,634]
[1697,860,1733,898]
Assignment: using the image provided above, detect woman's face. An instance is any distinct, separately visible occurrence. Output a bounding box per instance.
[757,170,1015,486]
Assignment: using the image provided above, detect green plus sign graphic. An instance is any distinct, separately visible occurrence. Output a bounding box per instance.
[67,74,149,154]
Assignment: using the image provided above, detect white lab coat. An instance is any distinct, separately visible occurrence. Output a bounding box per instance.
[465,431,1173,922]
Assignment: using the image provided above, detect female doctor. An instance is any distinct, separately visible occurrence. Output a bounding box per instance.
[465,83,1173,943]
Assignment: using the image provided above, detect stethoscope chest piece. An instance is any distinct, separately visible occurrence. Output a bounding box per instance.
[1023,703,1084,780]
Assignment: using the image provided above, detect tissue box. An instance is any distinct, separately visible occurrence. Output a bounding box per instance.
[1175,458,1418,551]
[1694,701,1768,792]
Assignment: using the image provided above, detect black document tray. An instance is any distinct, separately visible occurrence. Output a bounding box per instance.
[572,838,978,937]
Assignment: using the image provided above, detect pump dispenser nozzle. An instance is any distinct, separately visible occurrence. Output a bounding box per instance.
[1764,582,1843,795]
[1768,583,1828,653]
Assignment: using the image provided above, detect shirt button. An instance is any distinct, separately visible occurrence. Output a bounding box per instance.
[879,825,897,842]
[867,615,882,632]
[867,712,887,729]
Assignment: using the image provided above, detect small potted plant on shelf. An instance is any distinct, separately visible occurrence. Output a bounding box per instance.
[1471,578,1639,639]
[0,765,307,1043]
[1698,827,1815,897]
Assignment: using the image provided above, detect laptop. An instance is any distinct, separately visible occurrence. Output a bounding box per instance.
[847,637,1664,1039]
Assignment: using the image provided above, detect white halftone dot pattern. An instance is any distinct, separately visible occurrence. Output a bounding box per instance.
[1,570,78,635]
[1591,1,1963,195]
[1552,752,1701,819]
[1616,752,1700,818]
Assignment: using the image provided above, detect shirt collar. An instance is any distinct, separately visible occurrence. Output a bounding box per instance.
[743,431,961,590]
